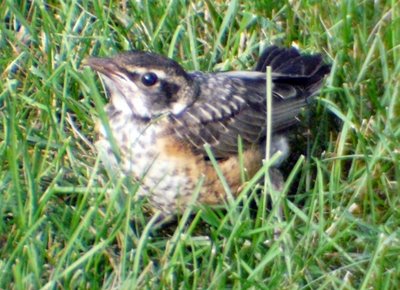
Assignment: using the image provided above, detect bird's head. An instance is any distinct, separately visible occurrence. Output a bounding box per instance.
[86,51,198,120]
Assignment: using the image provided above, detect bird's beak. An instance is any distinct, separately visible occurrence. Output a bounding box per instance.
[83,57,118,77]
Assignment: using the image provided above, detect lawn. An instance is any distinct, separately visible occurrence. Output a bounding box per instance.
[1,1,399,289]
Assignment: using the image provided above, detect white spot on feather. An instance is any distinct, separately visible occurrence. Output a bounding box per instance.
[198,107,213,120]
[171,102,187,115]
[204,103,222,119]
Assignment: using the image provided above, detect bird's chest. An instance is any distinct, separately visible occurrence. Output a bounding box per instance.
[96,111,197,209]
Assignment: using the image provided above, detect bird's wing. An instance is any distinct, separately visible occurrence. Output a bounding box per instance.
[170,46,330,159]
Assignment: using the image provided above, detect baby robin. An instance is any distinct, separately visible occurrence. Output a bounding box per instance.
[86,46,330,214]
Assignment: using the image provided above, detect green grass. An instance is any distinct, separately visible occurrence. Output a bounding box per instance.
[1,0,399,289]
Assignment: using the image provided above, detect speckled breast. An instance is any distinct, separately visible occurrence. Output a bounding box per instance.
[95,106,200,212]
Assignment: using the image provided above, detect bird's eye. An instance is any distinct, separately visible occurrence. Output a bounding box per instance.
[141,72,158,86]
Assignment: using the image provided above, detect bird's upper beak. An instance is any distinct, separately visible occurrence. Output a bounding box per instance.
[83,57,118,78]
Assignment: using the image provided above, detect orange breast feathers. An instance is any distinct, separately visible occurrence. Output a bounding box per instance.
[158,135,263,205]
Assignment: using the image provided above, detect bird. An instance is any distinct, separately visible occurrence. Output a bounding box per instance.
[86,46,330,215]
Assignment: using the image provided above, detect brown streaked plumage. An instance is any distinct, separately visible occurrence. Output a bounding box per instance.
[86,46,330,214]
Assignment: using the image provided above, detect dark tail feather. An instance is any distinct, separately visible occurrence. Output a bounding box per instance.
[255,45,331,93]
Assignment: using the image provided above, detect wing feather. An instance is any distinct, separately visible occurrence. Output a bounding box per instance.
[170,46,330,159]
